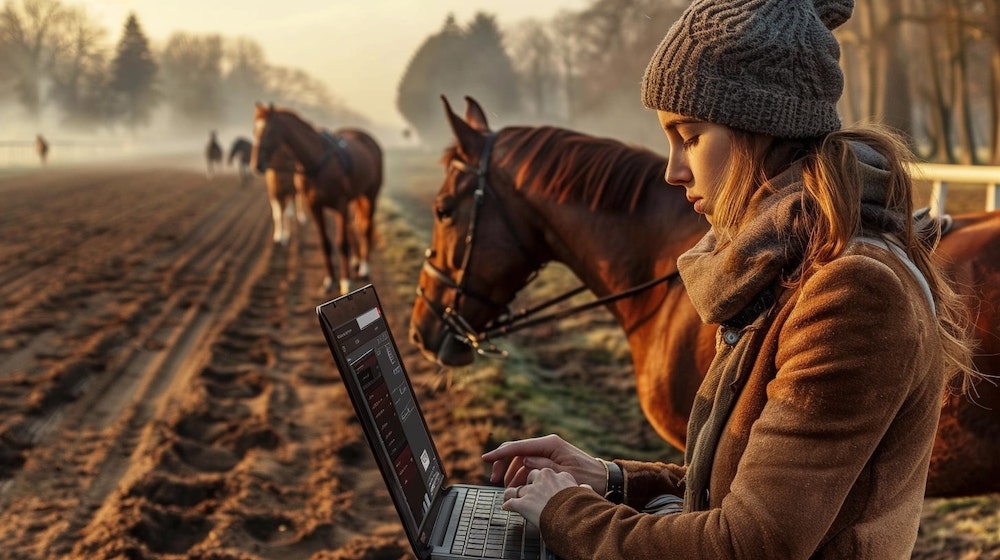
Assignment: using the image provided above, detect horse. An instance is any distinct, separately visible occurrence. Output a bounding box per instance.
[228,136,254,187]
[264,144,308,245]
[408,95,1000,498]
[206,131,223,179]
[250,102,383,294]
[35,134,48,166]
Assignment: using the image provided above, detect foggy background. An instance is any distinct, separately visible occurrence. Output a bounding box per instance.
[1,0,999,166]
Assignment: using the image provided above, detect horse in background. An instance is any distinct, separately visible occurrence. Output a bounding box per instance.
[205,131,223,179]
[409,95,1000,498]
[264,144,308,245]
[251,102,383,294]
[228,137,254,187]
[35,134,48,166]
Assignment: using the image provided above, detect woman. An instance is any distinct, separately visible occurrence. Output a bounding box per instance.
[481,0,978,558]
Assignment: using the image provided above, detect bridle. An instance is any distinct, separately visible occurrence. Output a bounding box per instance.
[417,132,680,358]
[256,112,337,177]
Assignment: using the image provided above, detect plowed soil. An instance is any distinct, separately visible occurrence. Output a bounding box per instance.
[0,152,996,559]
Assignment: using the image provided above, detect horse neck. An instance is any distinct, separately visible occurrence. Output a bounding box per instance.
[274,114,326,168]
[520,183,707,328]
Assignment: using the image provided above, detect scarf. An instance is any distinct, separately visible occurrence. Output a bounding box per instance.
[675,141,910,511]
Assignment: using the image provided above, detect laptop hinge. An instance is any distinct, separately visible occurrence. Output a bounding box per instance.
[428,488,456,548]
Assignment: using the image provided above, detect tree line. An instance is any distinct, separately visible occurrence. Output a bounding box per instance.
[397,0,1000,164]
[4,0,997,164]
[0,0,364,135]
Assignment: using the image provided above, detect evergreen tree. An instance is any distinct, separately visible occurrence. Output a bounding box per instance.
[462,13,519,116]
[396,14,464,146]
[109,13,158,131]
[396,12,521,146]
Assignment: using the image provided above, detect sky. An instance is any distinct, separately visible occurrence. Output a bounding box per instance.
[83,0,591,128]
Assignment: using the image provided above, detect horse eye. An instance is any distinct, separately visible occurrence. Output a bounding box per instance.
[434,194,455,223]
[435,206,452,222]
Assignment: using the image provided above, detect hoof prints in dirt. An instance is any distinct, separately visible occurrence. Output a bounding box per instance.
[68,228,345,557]
[130,503,214,554]
[128,473,226,508]
[121,330,298,553]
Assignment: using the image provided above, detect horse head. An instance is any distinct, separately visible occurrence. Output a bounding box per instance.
[251,102,281,174]
[409,96,549,366]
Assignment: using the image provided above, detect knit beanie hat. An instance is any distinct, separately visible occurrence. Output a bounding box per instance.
[641,0,854,138]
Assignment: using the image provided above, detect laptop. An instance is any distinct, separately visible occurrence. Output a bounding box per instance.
[316,284,558,560]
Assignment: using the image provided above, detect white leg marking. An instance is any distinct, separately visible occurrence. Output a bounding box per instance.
[270,199,283,243]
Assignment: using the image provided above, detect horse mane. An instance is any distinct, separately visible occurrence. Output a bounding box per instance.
[257,104,317,134]
[487,126,668,212]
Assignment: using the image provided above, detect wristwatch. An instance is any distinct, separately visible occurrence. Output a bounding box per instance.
[600,459,625,504]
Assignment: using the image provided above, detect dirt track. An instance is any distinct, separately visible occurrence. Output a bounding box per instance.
[0,153,997,559]
[0,156,451,559]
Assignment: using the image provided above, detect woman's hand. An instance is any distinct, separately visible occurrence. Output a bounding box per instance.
[501,468,583,527]
[484,434,609,526]
[482,433,608,494]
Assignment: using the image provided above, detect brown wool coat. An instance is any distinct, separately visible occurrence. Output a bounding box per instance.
[539,241,945,559]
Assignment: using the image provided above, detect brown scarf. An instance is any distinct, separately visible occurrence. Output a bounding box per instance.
[675,141,908,511]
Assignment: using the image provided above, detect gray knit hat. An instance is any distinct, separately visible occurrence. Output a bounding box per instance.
[641,0,854,138]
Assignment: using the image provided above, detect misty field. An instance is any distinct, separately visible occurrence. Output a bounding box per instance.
[0,148,996,558]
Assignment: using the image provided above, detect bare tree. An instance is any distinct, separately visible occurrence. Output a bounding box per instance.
[222,37,270,127]
[265,65,366,125]
[507,19,561,120]
[158,32,225,130]
[548,0,687,145]
[0,0,74,119]
[48,6,109,128]
[962,0,1000,163]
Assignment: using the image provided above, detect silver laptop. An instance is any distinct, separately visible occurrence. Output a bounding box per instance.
[317,284,558,559]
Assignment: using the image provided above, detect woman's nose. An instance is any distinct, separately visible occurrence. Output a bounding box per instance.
[665,157,691,187]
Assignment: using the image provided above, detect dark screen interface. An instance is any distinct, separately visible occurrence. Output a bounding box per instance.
[331,306,443,529]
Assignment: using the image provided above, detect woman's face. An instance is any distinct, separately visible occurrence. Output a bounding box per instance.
[657,110,734,226]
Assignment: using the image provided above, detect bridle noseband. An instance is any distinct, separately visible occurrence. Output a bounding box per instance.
[417,132,681,359]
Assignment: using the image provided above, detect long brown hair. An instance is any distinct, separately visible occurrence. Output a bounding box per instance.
[715,124,978,394]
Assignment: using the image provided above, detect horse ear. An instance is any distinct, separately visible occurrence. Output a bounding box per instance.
[463,96,490,133]
[442,95,485,162]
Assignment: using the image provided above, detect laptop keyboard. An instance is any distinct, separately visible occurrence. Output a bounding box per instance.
[451,487,542,559]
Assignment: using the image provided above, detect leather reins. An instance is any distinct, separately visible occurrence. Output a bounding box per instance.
[417,132,680,358]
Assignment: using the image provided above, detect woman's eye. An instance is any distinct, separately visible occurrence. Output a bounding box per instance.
[682,135,699,148]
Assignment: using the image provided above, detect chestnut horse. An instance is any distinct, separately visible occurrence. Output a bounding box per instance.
[251,102,383,294]
[263,144,308,245]
[228,136,254,187]
[409,96,1000,498]
[205,131,223,179]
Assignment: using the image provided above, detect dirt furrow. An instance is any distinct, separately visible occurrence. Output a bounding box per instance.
[0,177,259,480]
[0,170,192,303]
[62,216,316,557]
[0,172,273,557]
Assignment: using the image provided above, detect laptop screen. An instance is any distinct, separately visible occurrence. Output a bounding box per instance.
[318,287,446,540]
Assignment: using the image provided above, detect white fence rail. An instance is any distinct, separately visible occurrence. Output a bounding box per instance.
[909,162,1000,217]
